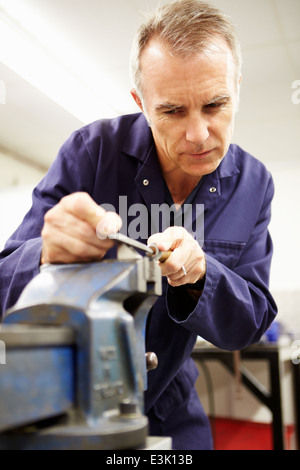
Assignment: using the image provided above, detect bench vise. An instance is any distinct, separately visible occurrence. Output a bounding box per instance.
[0,246,162,450]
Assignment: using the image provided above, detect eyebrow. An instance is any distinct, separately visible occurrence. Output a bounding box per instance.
[206,94,231,105]
[155,94,232,111]
[155,103,183,111]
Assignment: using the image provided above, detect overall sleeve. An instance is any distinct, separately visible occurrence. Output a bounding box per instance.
[166,174,277,351]
[0,129,96,319]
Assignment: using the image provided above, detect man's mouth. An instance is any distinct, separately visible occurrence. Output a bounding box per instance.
[186,150,212,159]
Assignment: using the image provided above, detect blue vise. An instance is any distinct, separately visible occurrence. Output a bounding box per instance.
[0,247,162,450]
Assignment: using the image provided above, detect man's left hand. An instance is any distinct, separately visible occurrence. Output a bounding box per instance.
[148,227,206,287]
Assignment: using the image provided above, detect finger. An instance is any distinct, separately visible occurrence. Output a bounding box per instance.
[148,226,186,252]
[60,192,122,237]
[44,208,93,238]
[61,192,102,226]
[167,262,192,281]
[44,207,110,247]
[167,255,206,287]
[163,239,206,284]
[147,234,173,253]
[158,243,192,277]
[41,227,107,264]
[96,212,123,239]
[42,207,115,264]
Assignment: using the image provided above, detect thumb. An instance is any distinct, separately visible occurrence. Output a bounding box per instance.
[96,209,122,239]
[67,193,122,238]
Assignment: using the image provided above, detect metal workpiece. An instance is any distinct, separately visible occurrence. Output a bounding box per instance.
[0,254,162,450]
[109,232,155,256]
[109,232,172,263]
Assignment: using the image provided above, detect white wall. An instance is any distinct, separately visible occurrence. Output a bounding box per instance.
[0,185,36,248]
[0,152,45,250]
[268,162,300,293]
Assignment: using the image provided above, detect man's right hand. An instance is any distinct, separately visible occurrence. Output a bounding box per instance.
[40,192,122,265]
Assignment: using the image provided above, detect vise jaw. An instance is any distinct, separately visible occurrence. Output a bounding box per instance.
[0,253,162,450]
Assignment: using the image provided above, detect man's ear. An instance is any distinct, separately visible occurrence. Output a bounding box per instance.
[130,89,144,112]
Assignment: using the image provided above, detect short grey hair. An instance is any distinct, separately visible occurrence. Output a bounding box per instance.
[130,0,242,97]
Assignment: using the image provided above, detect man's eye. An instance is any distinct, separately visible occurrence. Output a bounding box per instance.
[205,102,225,110]
[164,107,182,115]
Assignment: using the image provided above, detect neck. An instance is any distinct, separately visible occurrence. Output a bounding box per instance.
[163,172,202,206]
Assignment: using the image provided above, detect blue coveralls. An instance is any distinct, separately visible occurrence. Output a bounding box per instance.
[0,113,277,450]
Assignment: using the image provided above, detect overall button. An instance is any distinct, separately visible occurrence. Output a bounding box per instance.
[143,179,150,186]
[209,187,217,193]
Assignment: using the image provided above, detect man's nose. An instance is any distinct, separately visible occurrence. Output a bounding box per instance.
[185,114,209,145]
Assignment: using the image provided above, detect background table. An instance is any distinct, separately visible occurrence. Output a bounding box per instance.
[192,342,300,450]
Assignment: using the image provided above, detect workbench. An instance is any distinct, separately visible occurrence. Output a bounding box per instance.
[192,341,300,450]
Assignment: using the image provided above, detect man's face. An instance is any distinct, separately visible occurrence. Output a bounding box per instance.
[131,39,240,179]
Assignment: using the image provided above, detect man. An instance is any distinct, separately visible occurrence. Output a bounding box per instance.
[0,0,277,450]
